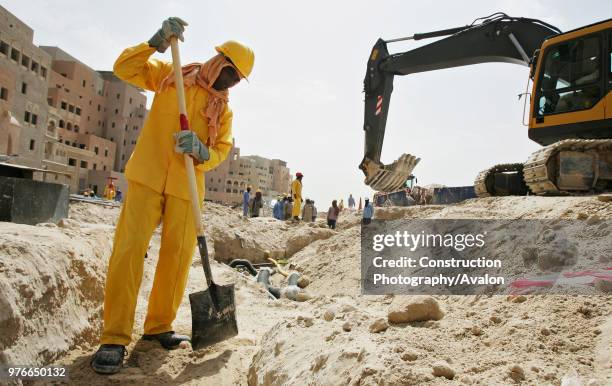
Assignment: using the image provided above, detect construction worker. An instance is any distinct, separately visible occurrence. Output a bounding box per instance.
[250,190,263,217]
[284,196,293,220]
[327,200,340,229]
[243,186,251,217]
[90,17,254,375]
[362,198,374,225]
[348,194,355,210]
[302,199,313,221]
[115,189,123,203]
[272,195,283,219]
[291,172,303,221]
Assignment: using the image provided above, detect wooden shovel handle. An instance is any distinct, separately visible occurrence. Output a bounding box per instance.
[169,37,205,237]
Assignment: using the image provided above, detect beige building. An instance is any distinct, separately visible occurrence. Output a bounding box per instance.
[0,5,51,169]
[0,5,148,194]
[38,47,146,193]
[205,140,291,206]
[98,71,147,173]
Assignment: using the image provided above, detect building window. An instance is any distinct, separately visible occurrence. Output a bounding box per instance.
[21,82,27,94]
[10,48,19,62]
[111,122,115,128]
[122,154,125,160]
[79,144,85,149]
[226,189,231,193]
[59,119,65,128]
[0,87,8,100]
[24,111,30,123]
[61,101,67,110]
[93,163,97,170]
[74,125,79,133]
[21,55,30,68]
[104,149,108,156]
[72,142,77,147]
[94,146,99,155]
[68,104,74,113]
[67,122,72,131]
[68,158,76,166]
[114,108,118,114]
[123,139,126,145]
[116,93,120,99]
[0,41,8,55]
[29,139,35,151]
[31,61,39,73]
[97,104,101,111]
[41,66,47,78]
[82,80,86,87]
[47,97,53,106]
[31,114,37,125]
[75,107,81,115]
[103,165,107,171]
[129,97,132,104]
[80,160,87,168]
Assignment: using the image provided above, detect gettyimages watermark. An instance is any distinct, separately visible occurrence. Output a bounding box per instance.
[361,219,612,295]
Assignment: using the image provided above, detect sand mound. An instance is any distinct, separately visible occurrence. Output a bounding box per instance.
[0,220,113,366]
[1,196,609,385]
[249,293,611,385]
[249,196,612,385]
[204,204,336,263]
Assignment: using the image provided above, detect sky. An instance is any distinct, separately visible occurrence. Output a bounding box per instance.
[4,0,612,207]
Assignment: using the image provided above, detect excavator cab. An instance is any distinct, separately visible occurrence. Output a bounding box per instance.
[524,21,612,194]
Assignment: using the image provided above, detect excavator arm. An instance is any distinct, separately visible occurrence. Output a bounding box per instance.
[361,13,561,192]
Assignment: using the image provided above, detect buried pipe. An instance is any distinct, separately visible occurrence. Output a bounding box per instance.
[280,272,302,301]
[256,268,281,299]
[228,259,259,276]
[229,258,310,301]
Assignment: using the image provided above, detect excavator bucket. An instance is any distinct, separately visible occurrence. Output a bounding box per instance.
[361,153,420,192]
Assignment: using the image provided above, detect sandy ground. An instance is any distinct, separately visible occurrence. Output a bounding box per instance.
[0,196,610,385]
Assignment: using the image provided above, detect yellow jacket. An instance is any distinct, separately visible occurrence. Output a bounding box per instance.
[113,42,233,201]
[291,179,302,200]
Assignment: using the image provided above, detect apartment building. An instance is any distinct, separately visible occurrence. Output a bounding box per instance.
[0,5,51,168]
[205,140,291,206]
[34,47,147,193]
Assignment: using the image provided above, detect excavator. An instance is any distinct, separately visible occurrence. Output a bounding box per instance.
[360,13,612,196]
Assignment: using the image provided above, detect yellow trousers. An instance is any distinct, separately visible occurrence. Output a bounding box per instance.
[291,197,302,218]
[100,181,198,346]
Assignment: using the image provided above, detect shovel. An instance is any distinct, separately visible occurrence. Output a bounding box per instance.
[169,37,238,349]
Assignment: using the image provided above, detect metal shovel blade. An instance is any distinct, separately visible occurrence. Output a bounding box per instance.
[189,283,238,350]
[362,153,421,192]
[190,235,238,350]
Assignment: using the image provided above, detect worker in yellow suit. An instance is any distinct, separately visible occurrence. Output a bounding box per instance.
[90,17,254,375]
[291,172,303,221]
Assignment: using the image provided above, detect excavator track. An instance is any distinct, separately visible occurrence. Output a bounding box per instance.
[474,163,526,197]
[523,139,612,195]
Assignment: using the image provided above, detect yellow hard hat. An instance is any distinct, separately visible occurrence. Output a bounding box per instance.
[215,40,255,79]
